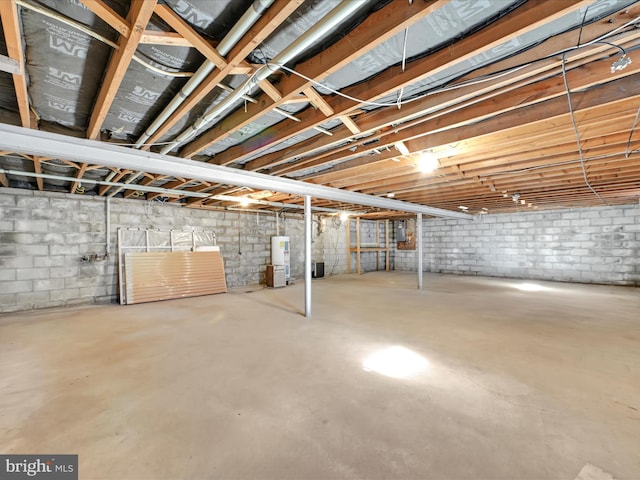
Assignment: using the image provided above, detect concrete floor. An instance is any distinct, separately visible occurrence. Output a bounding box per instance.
[1,272,639,479]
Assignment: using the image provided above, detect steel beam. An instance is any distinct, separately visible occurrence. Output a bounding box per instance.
[0,124,471,219]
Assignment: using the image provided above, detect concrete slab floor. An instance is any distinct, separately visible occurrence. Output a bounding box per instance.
[0,272,639,480]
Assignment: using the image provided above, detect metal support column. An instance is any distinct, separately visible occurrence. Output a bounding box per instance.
[417,213,423,289]
[304,195,312,318]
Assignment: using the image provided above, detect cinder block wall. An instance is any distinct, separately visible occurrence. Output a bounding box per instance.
[0,188,326,312]
[394,204,640,285]
[315,216,349,276]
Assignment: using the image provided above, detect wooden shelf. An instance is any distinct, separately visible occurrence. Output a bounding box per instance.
[347,218,390,274]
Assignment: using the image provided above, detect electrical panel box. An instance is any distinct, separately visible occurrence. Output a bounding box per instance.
[396,220,406,242]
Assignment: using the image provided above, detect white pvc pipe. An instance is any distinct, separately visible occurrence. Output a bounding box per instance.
[304,195,312,318]
[160,0,367,155]
[135,0,275,148]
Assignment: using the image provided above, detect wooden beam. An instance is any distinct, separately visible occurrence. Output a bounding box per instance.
[153,4,226,69]
[124,175,161,198]
[277,53,640,177]
[341,115,361,134]
[99,170,129,195]
[0,171,8,187]
[238,30,640,174]
[143,0,303,149]
[258,79,283,102]
[139,31,191,47]
[303,87,333,116]
[181,0,445,158]
[147,179,190,200]
[185,0,589,162]
[0,0,32,127]
[70,164,89,193]
[33,156,43,191]
[81,0,130,37]
[0,53,20,74]
[87,0,156,139]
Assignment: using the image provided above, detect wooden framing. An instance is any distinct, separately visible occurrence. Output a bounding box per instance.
[347,218,390,275]
[87,0,156,139]
[0,0,32,128]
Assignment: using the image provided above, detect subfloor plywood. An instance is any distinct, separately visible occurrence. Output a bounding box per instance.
[1,272,639,479]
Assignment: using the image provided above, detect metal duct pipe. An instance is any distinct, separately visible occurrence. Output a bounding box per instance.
[160,0,367,155]
[134,0,275,148]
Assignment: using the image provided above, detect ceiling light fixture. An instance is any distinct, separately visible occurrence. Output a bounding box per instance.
[611,54,632,73]
[340,212,350,221]
[417,151,438,173]
[238,197,251,207]
[387,192,395,198]
[458,205,468,210]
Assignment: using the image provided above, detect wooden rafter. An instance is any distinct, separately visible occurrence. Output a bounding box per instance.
[263,40,640,178]
[87,0,157,139]
[186,0,591,164]
[181,0,445,158]
[0,0,32,128]
[142,0,304,149]
[80,0,130,37]
[153,4,226,69]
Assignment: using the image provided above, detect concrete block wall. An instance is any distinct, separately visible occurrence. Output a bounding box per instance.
[315,216,348,276]
[0,188,317,313]
[393,204,640,285]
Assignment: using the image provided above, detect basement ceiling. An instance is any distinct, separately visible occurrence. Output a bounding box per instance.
[0,0,639,217]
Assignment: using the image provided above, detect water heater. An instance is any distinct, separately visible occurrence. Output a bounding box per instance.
[271,236,290,279]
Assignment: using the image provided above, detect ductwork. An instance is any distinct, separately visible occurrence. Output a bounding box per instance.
[159,0,368,156]
[134,0,276,149]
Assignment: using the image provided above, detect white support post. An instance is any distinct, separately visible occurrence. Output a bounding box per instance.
[304,195,312,318]
[417,213,423,289]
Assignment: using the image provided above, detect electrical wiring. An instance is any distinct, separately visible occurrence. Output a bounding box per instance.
[265,14,640,112]
[625,105,640,158]
[477,152,625,177]
[560,53,607,205]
